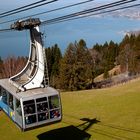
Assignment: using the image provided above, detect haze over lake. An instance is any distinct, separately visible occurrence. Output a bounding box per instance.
[0,16,140,59]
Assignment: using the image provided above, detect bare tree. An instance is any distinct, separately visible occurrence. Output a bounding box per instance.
[1,56,27,78]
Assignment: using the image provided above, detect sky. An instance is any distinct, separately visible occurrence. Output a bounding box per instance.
[0,0,140,58]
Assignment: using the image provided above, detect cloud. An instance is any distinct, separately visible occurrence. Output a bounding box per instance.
[117,30,127,36]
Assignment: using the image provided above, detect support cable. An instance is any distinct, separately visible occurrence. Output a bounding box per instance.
[0,0,95,25]
[45,3,140,25]
[0,0,138,33]
[0,0,58,18]
[0,0,49,16]
[41,0,137,25]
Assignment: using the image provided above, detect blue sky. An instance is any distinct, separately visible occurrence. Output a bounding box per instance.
[0,0,140,58]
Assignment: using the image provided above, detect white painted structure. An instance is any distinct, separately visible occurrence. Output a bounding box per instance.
[9,19,48,91]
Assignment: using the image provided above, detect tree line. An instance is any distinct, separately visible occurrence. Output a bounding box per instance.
[46,34,140,90]
[1,34,140,91]
[0,56,27,78]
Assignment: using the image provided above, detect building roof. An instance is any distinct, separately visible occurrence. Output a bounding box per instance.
[0,79,59,100]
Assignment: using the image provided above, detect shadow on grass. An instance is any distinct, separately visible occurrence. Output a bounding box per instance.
[37,125,91,140]
[98,122,140,134]
[37,118,100,140]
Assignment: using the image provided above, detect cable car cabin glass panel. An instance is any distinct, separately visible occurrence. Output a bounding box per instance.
[36,97,49,122]
[22,94,61,129]
[23,100,37,125]
[15,98,23,127]
[9,94,14,110]
[8,93,15,121]
[0,86,16,122]
[49,95,61,119]
[0,86,8,114]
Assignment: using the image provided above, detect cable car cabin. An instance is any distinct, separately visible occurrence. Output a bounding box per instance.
[0,79,62,131]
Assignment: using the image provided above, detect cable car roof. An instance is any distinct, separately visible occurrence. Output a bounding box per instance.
[0,79,59,100]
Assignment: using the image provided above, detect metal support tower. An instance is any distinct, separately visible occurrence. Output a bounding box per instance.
[9,18,49,91]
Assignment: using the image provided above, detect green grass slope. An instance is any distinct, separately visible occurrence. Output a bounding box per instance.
[0,78,140,140]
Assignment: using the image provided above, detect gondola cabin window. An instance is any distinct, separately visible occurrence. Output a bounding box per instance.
[23,95,61,126]
[9,93,14,110]
[49,95,60,119]
[16,99,22,116]
[23,100,36,125]
[36,97,49,122]
[1,87,8,105]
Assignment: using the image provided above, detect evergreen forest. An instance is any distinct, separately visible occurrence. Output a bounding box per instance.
[1,34,140,91]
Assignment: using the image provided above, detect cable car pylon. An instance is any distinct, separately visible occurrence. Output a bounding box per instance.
[9,18,49,91]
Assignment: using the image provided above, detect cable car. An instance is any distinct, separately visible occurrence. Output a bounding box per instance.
[0,18,62,131]
[0,79,62,131]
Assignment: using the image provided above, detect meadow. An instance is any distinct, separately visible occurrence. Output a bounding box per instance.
[0,78,140,140]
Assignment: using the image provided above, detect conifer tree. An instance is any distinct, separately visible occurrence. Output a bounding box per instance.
[59,42,76,90]
[59,39,92,91]
[45,44,62,88]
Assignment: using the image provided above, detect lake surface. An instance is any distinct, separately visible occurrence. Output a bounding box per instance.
[0,16,140,58]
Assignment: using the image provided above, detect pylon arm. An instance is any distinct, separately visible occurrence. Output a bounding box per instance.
[10,18,41,31]
[9,21,46,91]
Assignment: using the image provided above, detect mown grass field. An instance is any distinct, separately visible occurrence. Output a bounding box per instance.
[0,78,140,140]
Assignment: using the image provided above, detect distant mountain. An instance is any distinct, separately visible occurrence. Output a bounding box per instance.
[126,30,140,36]
[109,8,140,20]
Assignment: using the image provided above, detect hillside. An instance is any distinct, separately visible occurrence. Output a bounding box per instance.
[94,65,121,82]
[0,78,140,140]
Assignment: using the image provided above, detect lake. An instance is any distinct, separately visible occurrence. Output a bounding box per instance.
[0,16,140,58]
